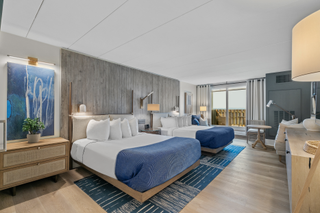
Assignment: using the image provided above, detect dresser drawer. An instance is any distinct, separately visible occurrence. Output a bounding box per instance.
[1,143,68,169]
[0,157,68,188]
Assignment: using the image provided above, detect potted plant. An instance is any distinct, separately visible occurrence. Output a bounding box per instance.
[22,118,45,143]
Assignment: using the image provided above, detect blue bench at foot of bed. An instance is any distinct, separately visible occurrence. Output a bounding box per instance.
[196,127,234,149]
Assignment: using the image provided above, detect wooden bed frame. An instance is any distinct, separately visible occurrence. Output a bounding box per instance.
[201,140,233,154]
[68,82,201,203]
[74,160,200,203]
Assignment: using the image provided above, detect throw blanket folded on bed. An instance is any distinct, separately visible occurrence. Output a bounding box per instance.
[196,127,234,149]
[115,137,201,192]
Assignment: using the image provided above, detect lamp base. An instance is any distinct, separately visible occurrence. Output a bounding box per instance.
[303,115,320,131]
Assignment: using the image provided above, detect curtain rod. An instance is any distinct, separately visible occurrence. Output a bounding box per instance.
[198,77,265,87]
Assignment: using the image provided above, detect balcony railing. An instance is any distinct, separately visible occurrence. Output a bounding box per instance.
[211,109,246,127]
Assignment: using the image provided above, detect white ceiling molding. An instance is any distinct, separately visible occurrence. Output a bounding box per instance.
[2,0,320,85]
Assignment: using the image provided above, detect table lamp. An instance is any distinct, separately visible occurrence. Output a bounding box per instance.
[291,9,320,213]
[200,106,207,119]
[147,104,160,128]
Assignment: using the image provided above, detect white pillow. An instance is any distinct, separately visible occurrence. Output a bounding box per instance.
[281,118,298,125]
[109,118,122,140]
[200,117,208,126]
[187,115,192,126]
[275,119,301,143]
[161,117,177,128]
[129,117,139,136]
[86,118,110,141]
[177,117,184,127]
[181,116,188,127]
[121,118,132,138]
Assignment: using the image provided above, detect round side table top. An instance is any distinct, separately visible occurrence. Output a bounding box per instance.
[247,125,272,129]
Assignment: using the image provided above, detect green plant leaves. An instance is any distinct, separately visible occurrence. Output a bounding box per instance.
[22,117,45,134]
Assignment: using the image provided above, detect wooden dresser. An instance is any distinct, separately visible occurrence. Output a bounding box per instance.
[0,137,70,195]
[285,129,320,213]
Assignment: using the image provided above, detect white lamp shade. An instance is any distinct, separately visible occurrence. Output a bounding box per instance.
[266,100,273,107]
[200,106,207,112]
[147,104,160,111]
[79,104,86,112]
[292,10,320,81]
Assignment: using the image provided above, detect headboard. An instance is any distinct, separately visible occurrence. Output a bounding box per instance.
[71,114,134,143]
[152,113,169,129]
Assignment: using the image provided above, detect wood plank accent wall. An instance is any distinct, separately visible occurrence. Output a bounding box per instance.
[60,49,180,139]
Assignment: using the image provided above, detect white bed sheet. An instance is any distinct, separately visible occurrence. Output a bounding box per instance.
[71,133,172,179]
[160,125,212,138]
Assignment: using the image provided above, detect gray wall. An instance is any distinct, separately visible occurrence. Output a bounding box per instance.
[60,49,179,139]
[266,71,311,139]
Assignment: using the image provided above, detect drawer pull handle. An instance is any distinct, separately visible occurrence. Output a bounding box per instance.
[38,147,41,150]
[37,163,40,166]
[286,150,290,154]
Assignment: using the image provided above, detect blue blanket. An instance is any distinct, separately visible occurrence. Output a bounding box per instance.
[196,127,234,149]
[115,137,201,192]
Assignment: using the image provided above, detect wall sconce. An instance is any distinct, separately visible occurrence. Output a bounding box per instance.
[140,91,154,109]
[7,55,55,66]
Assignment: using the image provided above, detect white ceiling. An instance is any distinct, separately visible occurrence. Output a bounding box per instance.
[1,0,320,85]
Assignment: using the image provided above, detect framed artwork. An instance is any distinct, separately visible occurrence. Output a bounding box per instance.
[7,62,55,140]
[185,92,193,115]
[0,120,5,152]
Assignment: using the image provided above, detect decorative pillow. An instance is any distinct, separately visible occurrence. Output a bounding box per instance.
[275,119,301,144]
[177,117,184,127]
[129,117,139,136]
[193,118,200,125]
[121,118,132,138]
[281,118,298,125]
[192,115,201,125]
[161,117,177,128]
[187,115,192,126]
[200,117,208,126]
[183,116,189,127]
[109,118,122,140]
[86,118,110,141]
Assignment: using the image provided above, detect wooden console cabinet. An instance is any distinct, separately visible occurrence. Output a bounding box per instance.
[0,137,70,195]
[285,129,320,213]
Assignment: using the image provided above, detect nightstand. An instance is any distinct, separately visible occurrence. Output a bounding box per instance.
[0,137,70,196]
[141,128,161,135]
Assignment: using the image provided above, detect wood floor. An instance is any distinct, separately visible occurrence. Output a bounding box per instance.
[0,139,290,213]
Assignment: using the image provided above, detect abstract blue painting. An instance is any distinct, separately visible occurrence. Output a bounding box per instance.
[7,62,54,140]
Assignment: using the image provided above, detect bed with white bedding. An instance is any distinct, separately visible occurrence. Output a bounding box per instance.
[70,114,201,202]
[156,114,235,153]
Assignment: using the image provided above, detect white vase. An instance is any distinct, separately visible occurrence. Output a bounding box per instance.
[303,116,320,131]
[27,134,40,143]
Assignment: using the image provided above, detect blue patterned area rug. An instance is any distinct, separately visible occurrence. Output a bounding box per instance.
[75,145,245,213]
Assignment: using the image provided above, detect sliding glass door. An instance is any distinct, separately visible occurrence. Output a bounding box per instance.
[211,83,246,128]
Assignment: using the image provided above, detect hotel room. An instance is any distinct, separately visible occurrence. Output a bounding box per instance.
[0,1,320,213]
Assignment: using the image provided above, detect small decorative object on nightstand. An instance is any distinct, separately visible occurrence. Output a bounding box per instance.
[141,128,161,135]
[0,137,70,196]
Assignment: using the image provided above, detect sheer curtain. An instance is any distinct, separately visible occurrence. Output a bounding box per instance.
[196,85,212,120]
[247,78,266,121]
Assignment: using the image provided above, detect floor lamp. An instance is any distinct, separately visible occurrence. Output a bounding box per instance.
[292,9,320,213]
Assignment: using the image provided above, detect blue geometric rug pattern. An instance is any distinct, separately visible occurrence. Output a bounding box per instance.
[75,145,245,213]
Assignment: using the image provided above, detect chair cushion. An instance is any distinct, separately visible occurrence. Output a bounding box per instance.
[247,128,264,133]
